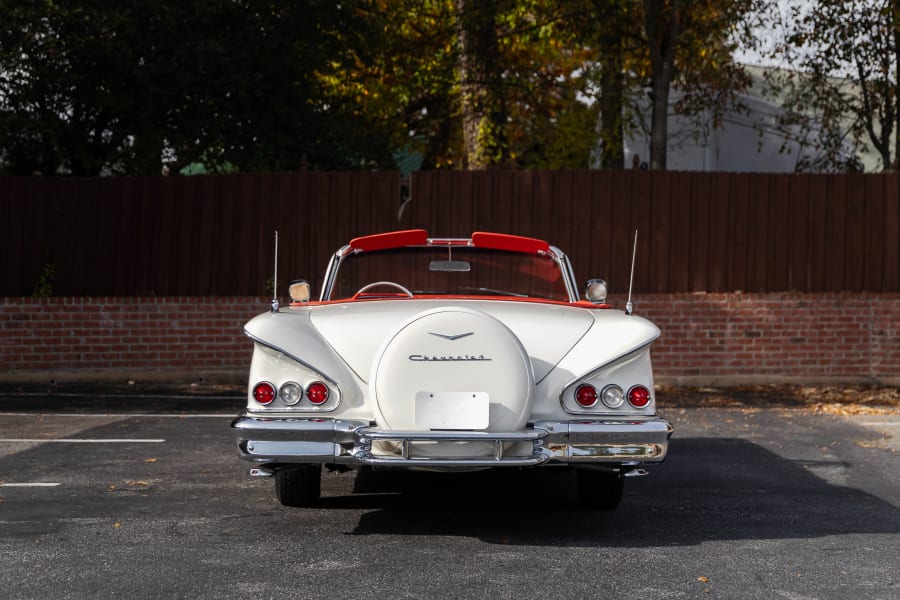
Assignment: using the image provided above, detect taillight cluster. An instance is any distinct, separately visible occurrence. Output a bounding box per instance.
[574,383,652,410]
[252,381,330,407]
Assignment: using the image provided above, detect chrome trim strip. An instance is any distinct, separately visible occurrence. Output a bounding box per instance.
[243,330,341,391]
[357,428,548,442]
[355,453,551,467]
[320,249,346,301]
[550,245,580,302]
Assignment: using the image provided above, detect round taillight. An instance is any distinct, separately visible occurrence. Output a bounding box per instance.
[307,381,329,405]
[253,382,276,405]
[279,382,303,406]
[575,384,598,407]
[628,385,651,408]
[601,384,625,408]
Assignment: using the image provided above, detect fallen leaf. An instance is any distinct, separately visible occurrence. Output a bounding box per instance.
[113,522,122,528]
[143,458,158,463]
[127,480,150,486]
[697,576,709,583]
[854,440,882,449]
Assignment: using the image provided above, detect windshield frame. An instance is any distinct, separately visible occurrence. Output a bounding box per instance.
[320,236,579,302]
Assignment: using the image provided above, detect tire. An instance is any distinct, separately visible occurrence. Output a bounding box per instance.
[576,469,624,510]
[275,464,322,507]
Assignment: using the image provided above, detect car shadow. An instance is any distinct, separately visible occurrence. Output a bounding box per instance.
[329,437,900,547]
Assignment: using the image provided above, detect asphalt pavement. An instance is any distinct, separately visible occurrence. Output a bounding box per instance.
[0,386,897,599]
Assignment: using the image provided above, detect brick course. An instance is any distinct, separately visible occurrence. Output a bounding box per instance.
[1,294,898,384]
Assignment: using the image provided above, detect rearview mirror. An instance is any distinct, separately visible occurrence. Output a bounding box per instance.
[429,260,471,272]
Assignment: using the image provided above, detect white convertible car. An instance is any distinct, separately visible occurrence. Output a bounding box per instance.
[232,230,672,509]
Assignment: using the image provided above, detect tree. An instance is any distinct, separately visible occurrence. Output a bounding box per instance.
[642,0,681,170]
[334,0,597,170]
[0,1,392,176]
[633,0,761,170]
[455,0,507,168]
[763,0,899,171]
[583,1,644,169]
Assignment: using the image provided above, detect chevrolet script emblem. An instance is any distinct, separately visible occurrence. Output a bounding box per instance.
[429,332,474,341]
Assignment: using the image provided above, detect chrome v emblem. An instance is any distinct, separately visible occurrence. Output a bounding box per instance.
[429,332,474,341]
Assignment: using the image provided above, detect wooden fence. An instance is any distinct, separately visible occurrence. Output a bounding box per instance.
[2,170,898,296]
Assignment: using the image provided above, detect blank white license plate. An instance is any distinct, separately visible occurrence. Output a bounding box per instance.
[414,391,489,430]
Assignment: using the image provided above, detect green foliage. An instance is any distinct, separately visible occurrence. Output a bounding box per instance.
[32,263,55,298]
[0,0,395,175]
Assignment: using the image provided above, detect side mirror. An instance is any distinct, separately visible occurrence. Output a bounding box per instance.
[289,279,311,303]
[585,278,608,304]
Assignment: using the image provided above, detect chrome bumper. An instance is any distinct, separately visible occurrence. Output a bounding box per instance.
[231,415,673,468]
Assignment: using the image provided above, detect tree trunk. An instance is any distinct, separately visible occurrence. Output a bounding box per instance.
[455,0,505,169]
[643,0,681,170]
[598,43,624,169]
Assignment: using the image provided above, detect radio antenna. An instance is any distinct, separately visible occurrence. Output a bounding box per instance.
[270,230,279,313]
[625,230,638,316]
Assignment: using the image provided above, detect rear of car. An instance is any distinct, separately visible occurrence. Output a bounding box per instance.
[232,230,672,509]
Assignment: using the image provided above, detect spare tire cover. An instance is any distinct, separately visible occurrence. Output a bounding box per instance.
[371,307,534,432]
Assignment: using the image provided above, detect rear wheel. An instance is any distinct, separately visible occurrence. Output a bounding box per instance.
[576,469,624,510]
[275,464,322,507]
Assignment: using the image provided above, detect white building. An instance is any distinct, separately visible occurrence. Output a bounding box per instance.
[624,66,871,173]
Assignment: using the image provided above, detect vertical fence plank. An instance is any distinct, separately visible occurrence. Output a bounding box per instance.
[75,178,102,295]
[495,172,514,237]
[669,172,692,292]
[810,175,832,291]
[551,170,574,270]
[631,171,653,290]
[592,171,612,283]
[533,170,553,244]
[844,173,866,291]
[864,174,885,291]
[885,173,900,290]
[1,178,25,293]
[571,170,593,287]
[789,174,810,291]
[707,173,731,292]
[729,174,750,291]
[689,172,711,292]
[649,171,671,292]
[748,174,769,292]
[824,174,847,291]
[769,175,791,291]
[42,178,67,295]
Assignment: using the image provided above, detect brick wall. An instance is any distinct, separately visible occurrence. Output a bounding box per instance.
[1,294,898,384]
[637,293,899,384]
[0,297,265,383]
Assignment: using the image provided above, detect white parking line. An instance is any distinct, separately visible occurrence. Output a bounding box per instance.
[0,413,233,418]
[0,482,61,487]
[0,438,165,443]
